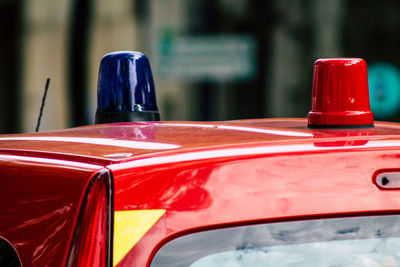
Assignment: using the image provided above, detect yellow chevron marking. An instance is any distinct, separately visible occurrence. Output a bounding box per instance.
[113,209,166,266]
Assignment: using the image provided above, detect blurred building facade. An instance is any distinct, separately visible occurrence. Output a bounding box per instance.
[1,0,400,133]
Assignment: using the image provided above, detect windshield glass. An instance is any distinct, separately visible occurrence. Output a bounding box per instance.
[151,215,400,267]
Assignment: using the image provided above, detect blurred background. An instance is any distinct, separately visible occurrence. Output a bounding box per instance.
[1,0,400,133]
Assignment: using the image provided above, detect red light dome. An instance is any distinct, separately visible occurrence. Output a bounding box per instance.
[308,58,374,128]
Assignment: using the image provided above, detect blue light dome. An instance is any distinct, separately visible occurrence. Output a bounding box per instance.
[95,51,160,123]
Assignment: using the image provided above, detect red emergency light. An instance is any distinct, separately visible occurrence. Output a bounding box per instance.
[308,58,374,128]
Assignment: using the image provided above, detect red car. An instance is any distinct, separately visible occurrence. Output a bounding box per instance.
[1,53,400,266]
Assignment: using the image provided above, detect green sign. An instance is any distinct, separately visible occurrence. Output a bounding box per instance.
[155,34,256,82]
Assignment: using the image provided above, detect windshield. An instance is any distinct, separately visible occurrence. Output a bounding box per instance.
[151,215,400,267]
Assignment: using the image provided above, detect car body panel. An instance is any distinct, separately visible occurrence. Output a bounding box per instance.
[110,146,400,265]
[0,155,103,266]
[3,118,400,265]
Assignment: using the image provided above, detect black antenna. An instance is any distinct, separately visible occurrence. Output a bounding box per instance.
[35,78,50,132]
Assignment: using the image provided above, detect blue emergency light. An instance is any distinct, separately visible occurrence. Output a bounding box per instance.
[95,51,160,124]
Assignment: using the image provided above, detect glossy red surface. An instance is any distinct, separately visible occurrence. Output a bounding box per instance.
[5,119,400,265]
[0,155,103,266]
[308,58,374,127]
[111,146,400,266]
[2,119,400,165]
[0,120,314,163]
[107,120,400,265]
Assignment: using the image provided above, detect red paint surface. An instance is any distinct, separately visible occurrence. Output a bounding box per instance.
[308,58,374,126]
[0,156,102,266]
[110,147,400,265]
[4,119,400,265]
[109,120,400,265]
[1,119,400,165]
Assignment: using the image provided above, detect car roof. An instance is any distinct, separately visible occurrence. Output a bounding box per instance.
[2,118,400,166]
